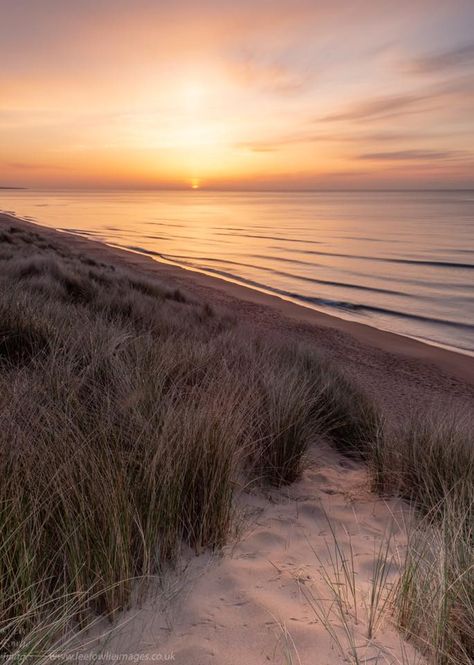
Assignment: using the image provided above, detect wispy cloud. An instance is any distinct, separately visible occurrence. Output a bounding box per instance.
[321,93,428,122]
[410,42,474,74]
[237,128,471,154]
[321,76,474,125]
[236,132,322,152]
[356,149,470,161]
[3,161,70,171]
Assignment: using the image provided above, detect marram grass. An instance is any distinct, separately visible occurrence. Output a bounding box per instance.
[0,224,377,654]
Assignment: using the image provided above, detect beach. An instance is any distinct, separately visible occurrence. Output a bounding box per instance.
[2,190,473,358]
[2,210,472,396]
[0,212,472,664]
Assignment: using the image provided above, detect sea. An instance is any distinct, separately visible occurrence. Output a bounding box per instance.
[1,189,473,355]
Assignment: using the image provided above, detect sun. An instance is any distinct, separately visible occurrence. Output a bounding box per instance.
[191,178,200,189]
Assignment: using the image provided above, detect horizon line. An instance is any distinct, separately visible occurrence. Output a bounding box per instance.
[1,186,474,194]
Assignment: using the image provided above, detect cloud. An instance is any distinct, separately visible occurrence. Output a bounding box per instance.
[235,130,352,153]
[237,143,279,153]
[410,42,474,74]
[321,76,474,125]
[3,161,70,171]
[226,49,314,95]
[356,149,469,161]
[322,93,427,122]
[236,128,469,154]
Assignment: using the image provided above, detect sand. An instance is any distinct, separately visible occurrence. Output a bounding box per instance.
[72,443,419,664]
[2,211,472,663]
[73,444,421,665]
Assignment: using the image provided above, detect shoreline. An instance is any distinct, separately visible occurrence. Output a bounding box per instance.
[1,210,472,664]
[1,211,473,390]
[114,241,474,359]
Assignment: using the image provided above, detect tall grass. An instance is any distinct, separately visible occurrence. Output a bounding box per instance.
[0,223,377,655]
[370,409,474,664]
[396,502,473,665]
[302,405,473,665]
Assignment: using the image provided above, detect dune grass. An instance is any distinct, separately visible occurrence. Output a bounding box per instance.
[0,223,378,655]
[301,518,400,665]
[370,411,474,665]
[302,408,473,665]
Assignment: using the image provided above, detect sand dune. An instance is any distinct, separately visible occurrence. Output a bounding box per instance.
[79,442,419,664]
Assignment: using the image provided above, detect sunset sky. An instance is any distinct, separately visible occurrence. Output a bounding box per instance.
[1,0,474,190]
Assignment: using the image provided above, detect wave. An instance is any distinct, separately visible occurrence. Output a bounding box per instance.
[215,232,322,244]
[122,244,473,334]
[125,245,162,256]
[353,304,474,331]
[123,246,407,297]
[280,247,474,269]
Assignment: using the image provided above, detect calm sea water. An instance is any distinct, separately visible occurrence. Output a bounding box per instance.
[1,189,473,354]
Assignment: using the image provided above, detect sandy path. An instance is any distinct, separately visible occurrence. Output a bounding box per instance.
[76,443,419,665]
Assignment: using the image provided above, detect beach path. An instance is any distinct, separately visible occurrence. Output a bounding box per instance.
[81,442,420,665]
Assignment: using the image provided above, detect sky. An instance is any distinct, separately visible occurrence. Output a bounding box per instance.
[1,0,474,190]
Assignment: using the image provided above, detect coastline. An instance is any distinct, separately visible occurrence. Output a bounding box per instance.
[1,211,473,394]
[1,210,472,663]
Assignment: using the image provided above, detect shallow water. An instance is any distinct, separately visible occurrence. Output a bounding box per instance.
[1,189,473,354]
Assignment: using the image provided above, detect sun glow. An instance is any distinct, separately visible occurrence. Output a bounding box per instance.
[2,3,473,190]
[181,83,207,111]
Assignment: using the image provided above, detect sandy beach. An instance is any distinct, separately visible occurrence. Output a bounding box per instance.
[1,212,472,664]
[2,212,473,400]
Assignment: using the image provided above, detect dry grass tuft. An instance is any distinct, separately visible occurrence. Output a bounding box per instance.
[370,408,473,665]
